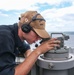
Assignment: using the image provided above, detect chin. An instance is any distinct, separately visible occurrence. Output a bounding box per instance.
[26,40,34,44]
[26,41,32,44]
[29,42,33,44]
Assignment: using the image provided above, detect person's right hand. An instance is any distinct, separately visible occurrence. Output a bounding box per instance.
[35,38,60,55]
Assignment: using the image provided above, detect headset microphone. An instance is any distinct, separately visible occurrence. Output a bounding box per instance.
[35,40,42,47]
[35,43,38,47]
[35,38,51,47]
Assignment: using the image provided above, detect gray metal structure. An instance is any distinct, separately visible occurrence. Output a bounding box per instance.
[30,33,74,75]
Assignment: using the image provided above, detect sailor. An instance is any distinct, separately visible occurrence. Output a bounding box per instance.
[0,11,60,75]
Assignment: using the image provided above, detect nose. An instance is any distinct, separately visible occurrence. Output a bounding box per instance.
[38,37,41,40]
[36,37,41,42]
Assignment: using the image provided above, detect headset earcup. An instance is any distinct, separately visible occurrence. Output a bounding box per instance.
[21,24,32,33]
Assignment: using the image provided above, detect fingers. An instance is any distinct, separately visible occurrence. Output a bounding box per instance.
[38,38,61,54]
[48,38,60,44]
[47,38,61,50]
[48,43,60,49]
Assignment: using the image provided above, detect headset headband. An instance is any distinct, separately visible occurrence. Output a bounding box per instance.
[28,13,46,25]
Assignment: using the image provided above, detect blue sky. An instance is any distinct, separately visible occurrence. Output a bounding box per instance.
[0,0,74,32]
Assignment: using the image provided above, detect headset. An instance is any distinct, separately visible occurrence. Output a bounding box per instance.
[21,13,45,33]
[21,23,32,33]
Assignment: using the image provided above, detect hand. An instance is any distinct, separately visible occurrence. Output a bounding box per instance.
[24,49,32,57]
[35,38,60,54]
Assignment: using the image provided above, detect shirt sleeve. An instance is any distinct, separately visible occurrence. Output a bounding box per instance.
[18,41,30,55]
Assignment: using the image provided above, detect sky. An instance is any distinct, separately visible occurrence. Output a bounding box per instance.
[0,0,74,32]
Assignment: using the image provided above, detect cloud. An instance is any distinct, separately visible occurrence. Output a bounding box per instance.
[0,12,8,17]
[0,0,74,31]
[0,0,73,10]
[41,4,74,32]
[0,0,38,10]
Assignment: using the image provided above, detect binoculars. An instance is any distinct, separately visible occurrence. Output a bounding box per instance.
[40,33,69,49]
